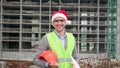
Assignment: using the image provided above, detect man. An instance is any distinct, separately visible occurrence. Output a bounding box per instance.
[33,10,78,68]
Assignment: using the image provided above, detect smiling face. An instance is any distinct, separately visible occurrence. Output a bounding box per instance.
[52,17,66,32]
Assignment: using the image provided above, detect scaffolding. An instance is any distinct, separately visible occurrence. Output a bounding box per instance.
[108,0,117,59]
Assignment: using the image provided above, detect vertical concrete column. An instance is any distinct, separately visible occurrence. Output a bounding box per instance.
[116,0,120,60]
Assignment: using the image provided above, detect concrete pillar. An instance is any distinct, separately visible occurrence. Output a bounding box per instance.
[116,0,120,60]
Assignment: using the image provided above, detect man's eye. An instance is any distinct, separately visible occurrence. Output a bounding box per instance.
[53,19,65,22]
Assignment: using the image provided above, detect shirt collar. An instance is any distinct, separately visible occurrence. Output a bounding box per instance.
[54,30,67,39]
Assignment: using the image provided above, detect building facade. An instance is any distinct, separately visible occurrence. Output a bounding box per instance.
[0,0,119,60]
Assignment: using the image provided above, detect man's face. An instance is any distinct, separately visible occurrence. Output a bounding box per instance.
[52,17,66,32]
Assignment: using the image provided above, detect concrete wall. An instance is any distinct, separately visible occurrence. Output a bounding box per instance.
[0,52,35,61]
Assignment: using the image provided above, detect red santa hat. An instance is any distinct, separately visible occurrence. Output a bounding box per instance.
[51,10,72,24]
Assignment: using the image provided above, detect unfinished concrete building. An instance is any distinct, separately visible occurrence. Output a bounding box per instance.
[0,0,119,60]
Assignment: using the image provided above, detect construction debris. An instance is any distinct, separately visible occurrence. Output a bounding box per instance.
[0,58,120,68]
[79,58,120,68]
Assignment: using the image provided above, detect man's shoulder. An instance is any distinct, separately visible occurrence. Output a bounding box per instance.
[66,32,73,35]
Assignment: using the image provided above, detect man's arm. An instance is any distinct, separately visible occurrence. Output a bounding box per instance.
[33,36,50,67]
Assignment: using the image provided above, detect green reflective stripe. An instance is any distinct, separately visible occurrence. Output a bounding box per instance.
[46,31,75,68]
[58,58,72,62]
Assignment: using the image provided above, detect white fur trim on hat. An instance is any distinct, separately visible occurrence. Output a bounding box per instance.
[66,20,72,25]
[52,13,67,22]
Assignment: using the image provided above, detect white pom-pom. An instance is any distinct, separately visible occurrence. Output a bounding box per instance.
[66,20,72,25]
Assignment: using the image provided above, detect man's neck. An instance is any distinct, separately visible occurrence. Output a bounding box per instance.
[55,30,65,37]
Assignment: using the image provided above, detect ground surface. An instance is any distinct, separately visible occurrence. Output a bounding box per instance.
[0,60,34,68]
